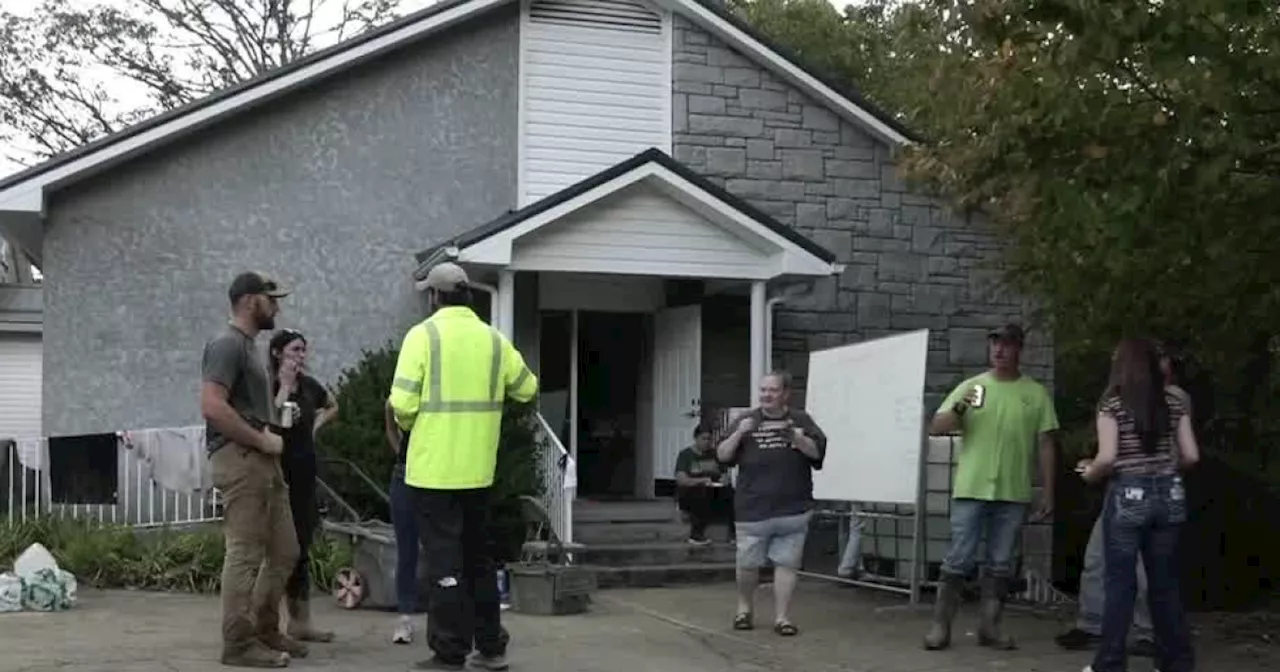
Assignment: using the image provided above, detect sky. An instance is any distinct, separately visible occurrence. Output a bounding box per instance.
[0,0,854,180]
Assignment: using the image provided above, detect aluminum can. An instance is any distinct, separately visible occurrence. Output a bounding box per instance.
[971,384,986,409]
[281,401,300,429]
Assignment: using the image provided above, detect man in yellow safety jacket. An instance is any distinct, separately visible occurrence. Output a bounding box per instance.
[388,262,537,672]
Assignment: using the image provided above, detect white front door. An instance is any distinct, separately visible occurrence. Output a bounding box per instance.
[652,304,701,485]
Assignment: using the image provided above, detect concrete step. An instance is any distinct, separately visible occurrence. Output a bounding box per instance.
[572,520,693,545]
[589,562,738,589]
[574,541,737,567]
[573,499,681,524]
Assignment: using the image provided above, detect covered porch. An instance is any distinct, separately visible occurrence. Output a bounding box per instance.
[412,149,840,523]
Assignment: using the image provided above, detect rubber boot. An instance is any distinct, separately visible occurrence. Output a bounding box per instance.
[922,572,964,650]
[286,597,335,643]
[977,575,1017,650]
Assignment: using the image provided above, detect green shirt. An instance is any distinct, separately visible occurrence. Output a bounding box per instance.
[937,372,1059,503]
[674,447,725,483]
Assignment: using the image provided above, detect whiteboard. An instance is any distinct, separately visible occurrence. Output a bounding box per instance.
[806,329,929,504]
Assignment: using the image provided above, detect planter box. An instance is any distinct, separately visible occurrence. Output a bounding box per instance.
[508,562,596,616]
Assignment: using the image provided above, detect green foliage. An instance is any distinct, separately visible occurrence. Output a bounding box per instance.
[315,346,545,563]
[0,518,351,594]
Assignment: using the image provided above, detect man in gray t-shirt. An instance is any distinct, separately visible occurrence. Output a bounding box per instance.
[202,323,274,454]
[199,271,306,667]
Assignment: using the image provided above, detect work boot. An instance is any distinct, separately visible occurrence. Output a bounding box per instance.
[220,641,289,668]
[286,597,335,643]
[977,575,1017,650]
[259,631,309,659]
[923,572,964,650]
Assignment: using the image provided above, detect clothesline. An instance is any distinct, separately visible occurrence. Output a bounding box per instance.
[1,425,210,499]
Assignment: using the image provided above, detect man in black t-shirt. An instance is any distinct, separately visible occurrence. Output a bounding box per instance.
[674,425,734,545]
[717,371,827,637]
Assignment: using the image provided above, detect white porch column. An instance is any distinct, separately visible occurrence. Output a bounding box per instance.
[749,280,767,390]
[496,269,516,338]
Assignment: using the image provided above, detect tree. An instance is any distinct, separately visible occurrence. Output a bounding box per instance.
[0,0,405,165]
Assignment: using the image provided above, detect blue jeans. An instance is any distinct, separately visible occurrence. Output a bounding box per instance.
[1077,512,1153,640]
[1093,474,1194,672]
[940,498,1026,578]
[389,464,423,614]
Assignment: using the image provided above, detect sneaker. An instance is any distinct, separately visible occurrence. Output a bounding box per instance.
[1056,628,1100,650]
[467,652,510,670]
[411,656,464,671]
[392,616,414,644]
[687,536,712,546]
[221,641,289,668]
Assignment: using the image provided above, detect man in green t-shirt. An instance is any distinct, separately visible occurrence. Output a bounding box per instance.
[922,324,1059,652]
[674,426,734,544]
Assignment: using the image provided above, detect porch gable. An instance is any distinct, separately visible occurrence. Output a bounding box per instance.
[415,148,840,281]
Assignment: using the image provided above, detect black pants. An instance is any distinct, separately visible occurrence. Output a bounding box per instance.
[415,486,509,664]
[677,485,735,538]
[282,457,317,601]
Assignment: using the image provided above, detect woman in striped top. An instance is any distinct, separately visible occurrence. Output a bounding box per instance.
[1078,338,1201,672]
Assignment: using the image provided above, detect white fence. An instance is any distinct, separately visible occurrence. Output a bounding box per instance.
[533,413,574,544]
[2,438,221,528]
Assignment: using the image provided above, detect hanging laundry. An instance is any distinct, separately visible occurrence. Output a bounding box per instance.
[123,426,209,495]
[48,433,118,505]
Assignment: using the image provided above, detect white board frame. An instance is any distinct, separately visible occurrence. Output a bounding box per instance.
[805,329,930,505]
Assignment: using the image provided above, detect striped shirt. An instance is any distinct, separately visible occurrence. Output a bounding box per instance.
[1098,387,1188,475]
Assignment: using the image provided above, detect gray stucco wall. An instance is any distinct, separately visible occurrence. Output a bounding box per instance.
[41,8,520,436]
[672,17,1053,406]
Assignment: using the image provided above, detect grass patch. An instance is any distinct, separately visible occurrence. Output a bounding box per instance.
[0,517,352,595]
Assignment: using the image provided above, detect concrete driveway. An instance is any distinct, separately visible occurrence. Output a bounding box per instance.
[1,581,1274,672]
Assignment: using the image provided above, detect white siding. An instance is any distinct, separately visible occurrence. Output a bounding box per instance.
[0,334,41,439]
[511,183,769,276]
[520,0,672,205]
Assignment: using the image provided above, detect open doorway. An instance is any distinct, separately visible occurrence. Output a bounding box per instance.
[576,311,644,499]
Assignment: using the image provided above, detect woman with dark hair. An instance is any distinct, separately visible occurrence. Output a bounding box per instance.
[268,329,339,645]
[1078,338,1200,672]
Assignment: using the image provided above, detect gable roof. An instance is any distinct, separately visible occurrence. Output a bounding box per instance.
[413,147,839,279]
[0,0,915,211]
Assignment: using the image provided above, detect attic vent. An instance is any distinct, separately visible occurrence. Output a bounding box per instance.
[528,0,662,33]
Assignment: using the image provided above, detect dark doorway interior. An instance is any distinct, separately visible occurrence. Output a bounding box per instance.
[576,311,644,498]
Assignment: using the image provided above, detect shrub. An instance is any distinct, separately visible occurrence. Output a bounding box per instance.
[0,518,351,594]
[315,345,544,562]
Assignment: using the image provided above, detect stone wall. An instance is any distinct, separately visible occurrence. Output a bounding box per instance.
[671,17,1052,404]
[671,17,1055,579]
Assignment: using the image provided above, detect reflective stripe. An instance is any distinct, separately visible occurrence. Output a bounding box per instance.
[487,328,503,402]
[425,321,444,403]
[393,376,423,394]
[507,366,531,395]
[419,400,504,413]
[420,320,506,415]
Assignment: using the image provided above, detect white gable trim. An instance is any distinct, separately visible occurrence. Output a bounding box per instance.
[0,0,910,213]
[655,0,911,147]
[458,161,838,278]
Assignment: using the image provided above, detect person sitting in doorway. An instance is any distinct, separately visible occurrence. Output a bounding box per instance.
[674,424,735,545]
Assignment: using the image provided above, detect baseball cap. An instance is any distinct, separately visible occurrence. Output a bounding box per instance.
[423,262,469,292]
[228,272,289,303]
[988,323,1025,345]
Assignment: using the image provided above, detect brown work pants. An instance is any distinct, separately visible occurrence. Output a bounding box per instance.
[211,443,299,650]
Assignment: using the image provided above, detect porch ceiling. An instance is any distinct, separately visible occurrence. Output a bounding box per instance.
[412,149,841,282]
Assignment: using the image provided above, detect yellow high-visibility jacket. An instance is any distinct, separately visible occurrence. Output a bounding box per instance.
[388,306,538,489]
